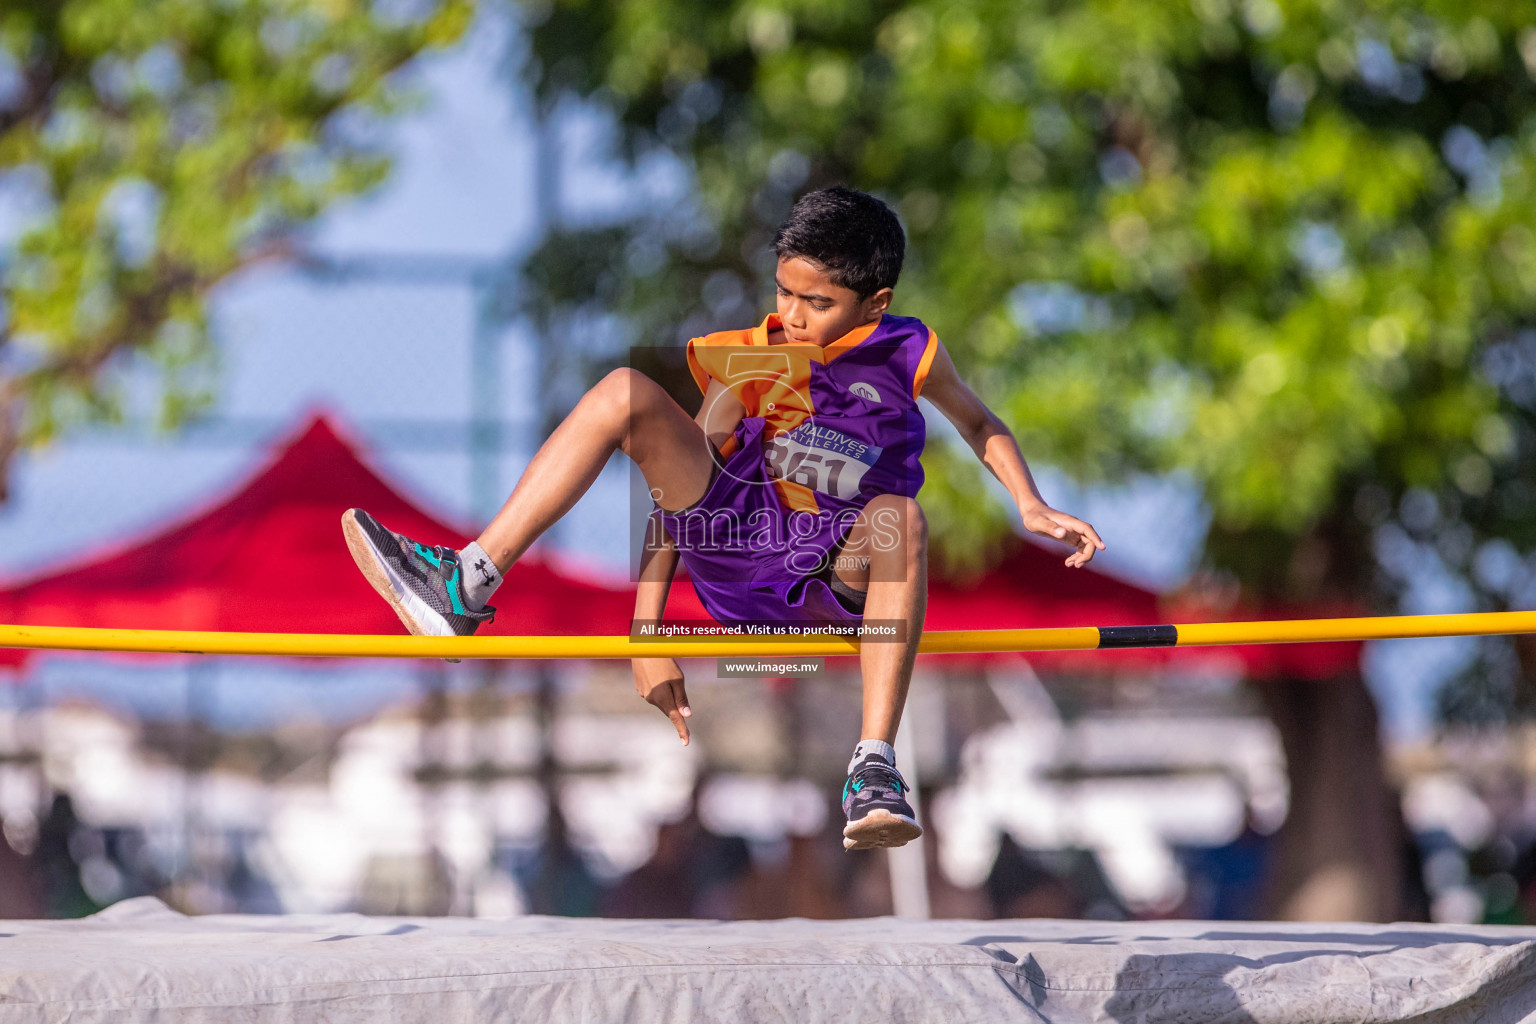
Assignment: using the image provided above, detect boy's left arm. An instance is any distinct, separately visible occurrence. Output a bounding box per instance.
[919,340,1106,568]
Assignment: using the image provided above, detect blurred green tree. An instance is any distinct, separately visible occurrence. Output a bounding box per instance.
[519,0,1536,920]
[0,0,473,491]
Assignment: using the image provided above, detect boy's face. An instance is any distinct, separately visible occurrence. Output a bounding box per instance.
[774,256,892,348]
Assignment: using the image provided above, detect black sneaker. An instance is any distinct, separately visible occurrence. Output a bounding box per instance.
[342,508,495,637]
[841,754,922,851]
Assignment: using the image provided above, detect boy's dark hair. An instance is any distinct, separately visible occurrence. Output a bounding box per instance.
[773,186,905,298]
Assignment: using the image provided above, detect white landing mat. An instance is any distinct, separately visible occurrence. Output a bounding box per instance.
[0,897,1533,1023]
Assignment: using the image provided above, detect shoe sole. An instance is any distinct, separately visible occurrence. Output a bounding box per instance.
[342,509,456,639]
[842,809,923,851]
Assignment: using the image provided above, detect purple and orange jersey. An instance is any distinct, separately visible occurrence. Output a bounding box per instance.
[657,312,938,628]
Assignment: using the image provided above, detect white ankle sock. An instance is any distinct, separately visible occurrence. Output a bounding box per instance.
[848,739,896,774]
[459,541,503,610]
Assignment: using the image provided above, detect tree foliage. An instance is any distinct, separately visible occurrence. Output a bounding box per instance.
[0,0,473,491]
[522,0,1536,626]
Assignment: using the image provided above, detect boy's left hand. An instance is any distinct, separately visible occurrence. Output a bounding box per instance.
[1021,506,1106,568]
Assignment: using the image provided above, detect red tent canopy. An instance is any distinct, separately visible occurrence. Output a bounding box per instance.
[927,539,1162,631]
[0,413,1360,679]
[0,415,683,653]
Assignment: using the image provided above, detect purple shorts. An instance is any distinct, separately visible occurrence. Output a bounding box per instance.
[657,418,866,629]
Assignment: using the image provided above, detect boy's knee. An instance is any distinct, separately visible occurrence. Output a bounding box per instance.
[597,367,665,422]
[599,366,645,398]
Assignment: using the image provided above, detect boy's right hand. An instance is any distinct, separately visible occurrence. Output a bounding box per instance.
[632,658,692,746]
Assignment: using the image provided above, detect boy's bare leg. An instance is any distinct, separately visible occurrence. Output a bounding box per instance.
[832,494,927,850]
[343,367,713,640]
[475,368,716,572]
[833,493,928,744]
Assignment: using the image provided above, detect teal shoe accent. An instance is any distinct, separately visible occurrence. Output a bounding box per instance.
[345,508,495,639]
[841,755,917,844]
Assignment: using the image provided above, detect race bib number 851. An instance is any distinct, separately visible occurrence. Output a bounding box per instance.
[765,422,883,500]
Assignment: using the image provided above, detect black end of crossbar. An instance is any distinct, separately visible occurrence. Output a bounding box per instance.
[1097,625,1179,649]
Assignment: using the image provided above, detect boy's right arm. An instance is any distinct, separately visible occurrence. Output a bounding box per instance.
[630,371,743,745]
[632,515,692,745]
[698,377,747,450]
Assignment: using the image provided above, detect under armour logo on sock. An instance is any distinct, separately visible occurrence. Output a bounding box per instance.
[474,558,497,585]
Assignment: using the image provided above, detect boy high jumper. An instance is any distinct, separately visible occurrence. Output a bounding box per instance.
[343,187,1104,851]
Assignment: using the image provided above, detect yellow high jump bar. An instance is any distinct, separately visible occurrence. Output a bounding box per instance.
[0,610,1531,660]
